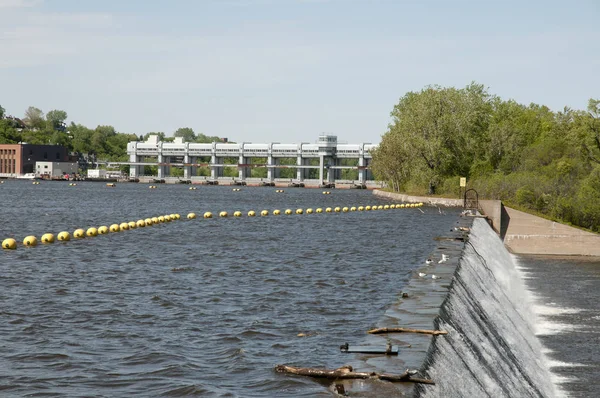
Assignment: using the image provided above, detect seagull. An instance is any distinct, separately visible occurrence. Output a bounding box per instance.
[425,258,433,265]
[431,274,441,279]
[438,254,449,264]
[418,272,427,278]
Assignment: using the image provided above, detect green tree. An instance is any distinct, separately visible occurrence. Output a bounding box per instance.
[174,127,195,142]
[376,82,493,193]
[0,104,5,119]
[0,119,19,144]
[23,106,45,130]
[46,109,68,131]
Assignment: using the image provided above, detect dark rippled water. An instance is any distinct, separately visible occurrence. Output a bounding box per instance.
[0,181,460,397]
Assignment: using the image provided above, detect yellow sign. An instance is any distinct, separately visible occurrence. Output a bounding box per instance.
[459,177,466,187]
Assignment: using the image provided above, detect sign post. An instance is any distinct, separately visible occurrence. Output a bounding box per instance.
[459,177,466,200]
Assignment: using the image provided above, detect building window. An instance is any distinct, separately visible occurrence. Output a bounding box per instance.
[44,165,48,169]
[56,152,60,160]
[30,150,33,155]
[44,152,48,159]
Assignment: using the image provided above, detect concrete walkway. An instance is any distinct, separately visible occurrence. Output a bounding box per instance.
[373,190,600,257]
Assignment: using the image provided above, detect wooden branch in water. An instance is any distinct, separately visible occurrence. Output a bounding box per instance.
[274,364,435,385]
[367,327,448,336]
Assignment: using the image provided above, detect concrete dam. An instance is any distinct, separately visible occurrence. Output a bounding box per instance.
[414,217,558,397]
[341,215,560,397]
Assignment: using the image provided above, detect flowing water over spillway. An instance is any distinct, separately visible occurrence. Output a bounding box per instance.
[416,217,560,398]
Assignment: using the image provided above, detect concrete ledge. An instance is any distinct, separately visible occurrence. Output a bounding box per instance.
[372,190,463,206]
[502,207,600,256]
[372,190,600,256]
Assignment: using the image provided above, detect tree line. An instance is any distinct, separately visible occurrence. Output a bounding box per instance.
[371,83,600,232]
[0,105,222,166]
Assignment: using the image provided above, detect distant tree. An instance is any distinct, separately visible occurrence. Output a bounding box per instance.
[0,104,5,119]
[0,119,19,144]
[144,132,167,141]
[23,106,45,129]
[195,132,224,143]
[46,109,68,131]
[174,127,196,142]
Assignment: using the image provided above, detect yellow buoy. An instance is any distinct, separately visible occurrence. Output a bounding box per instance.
[306,208,313,214]
[377,205,383,210]
[358,206,364,211]
[260,210,268,216]
[248,210,256,217]
[285,209,292,215]
[151,217,159,224]
[23,236,38,247]
[372,206,378,210]
[86,227,98,237]
[384,205,390,210]
[203,212,213,219]
[188,213,197,219]
[219,211,228,218]
[98,226,109,234]
[128,221,137,229]
[164,215,171,222]
[174,214,181,220]
[334,207,341,213]
[145,218,153,226]
[325,207,332,213]
[73,229,85,238]
[233,211,242,217]
[273,209,281,215]
[342,207,349,212]
[169,214,177,220]
[296,209,303,214]
[106,183,115,187]
[2,238,17,250]
[109,224,120,232]
[350,206,356,211]
[57,231,71,241]
[41,233,55,243]
[365,205,371,211]
[399,204,405,208]
[390,204,396,209]
[157,216,165,223]
[136,220,146,228]
[316,208,323,213]
[119,222,129,231]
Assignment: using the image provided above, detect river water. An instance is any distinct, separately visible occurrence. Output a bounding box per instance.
[0,181,461,397]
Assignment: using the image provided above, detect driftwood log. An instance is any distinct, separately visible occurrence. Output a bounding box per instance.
[274,364,434,385]
[367,327,448,336]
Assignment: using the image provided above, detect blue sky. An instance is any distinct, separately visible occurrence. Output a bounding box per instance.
[1,0,598,144]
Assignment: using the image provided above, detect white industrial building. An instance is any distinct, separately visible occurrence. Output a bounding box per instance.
[36,161,78,179]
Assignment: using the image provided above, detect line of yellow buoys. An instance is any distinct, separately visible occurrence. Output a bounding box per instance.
[2,203,424,250]
[1,213,182,250]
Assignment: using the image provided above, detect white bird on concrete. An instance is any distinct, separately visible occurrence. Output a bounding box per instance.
[425,258,433,265]
[418,272,427,278]
[431,274,441,279]
[438,254,449,264]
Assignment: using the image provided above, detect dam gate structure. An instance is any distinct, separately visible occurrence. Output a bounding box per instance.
[123,134,378,187]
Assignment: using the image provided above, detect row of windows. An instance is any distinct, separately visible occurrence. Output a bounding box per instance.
[0,149,16,155]
[0,159,16,173]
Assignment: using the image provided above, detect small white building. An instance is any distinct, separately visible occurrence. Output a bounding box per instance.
[36,161,78,178]
[88,169,107,179]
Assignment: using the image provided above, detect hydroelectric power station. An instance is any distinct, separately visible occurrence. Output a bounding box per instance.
[125,134,378,187]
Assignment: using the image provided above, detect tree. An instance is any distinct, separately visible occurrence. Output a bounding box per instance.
[0,119,19,144]
[376,82,493,193]
[174,127,195,142]
[23,106,45,129]
[0,104,5,119]
[46,109,68,131]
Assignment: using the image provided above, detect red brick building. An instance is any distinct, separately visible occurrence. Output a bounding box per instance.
[0,144,68,176]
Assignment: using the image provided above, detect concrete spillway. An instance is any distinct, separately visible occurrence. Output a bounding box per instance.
[415,217,559,397]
